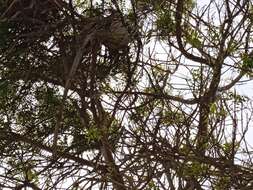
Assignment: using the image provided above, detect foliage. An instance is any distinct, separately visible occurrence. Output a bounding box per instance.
[0,0,253,189]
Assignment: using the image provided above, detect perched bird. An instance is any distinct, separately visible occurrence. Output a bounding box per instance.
[96,11,131,50]
[78,10,131,51]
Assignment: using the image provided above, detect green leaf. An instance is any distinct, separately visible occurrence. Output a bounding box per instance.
[156,10,176,37]
[242,54,253,69]
[146,180,159,190]
[210,103,217,114]
[25,169,39,183]
[87,127,101,142]
[186,30,202,48]
[222,142,239,155]
[227,40,238,53]
[215,176,230,190]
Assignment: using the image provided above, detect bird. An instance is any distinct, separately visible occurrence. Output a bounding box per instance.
[95,11,131,50]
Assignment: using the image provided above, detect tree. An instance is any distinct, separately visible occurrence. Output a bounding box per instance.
[0,0,253,189]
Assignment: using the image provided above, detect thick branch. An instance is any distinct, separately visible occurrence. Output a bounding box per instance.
[0,130,107,173]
